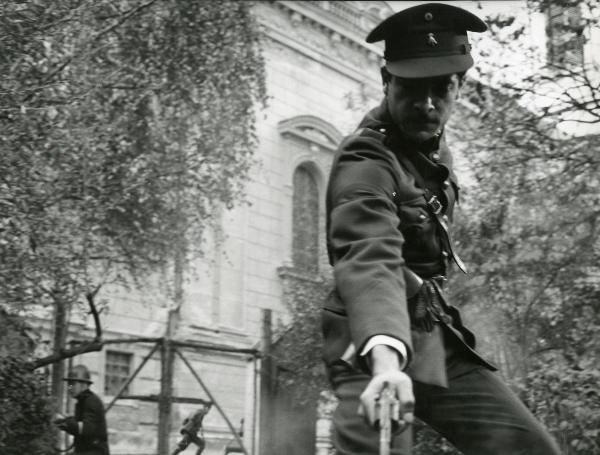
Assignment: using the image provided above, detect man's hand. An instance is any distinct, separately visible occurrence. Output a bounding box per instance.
[54,416,77,434]
[55,419,68,431]
[357,345,414,428]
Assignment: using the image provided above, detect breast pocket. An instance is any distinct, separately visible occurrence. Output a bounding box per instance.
[396,196,431,237]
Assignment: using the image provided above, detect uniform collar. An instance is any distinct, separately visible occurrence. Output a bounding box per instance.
[357,99,458,183]
[358,98,444,154]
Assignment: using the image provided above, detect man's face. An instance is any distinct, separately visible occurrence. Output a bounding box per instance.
[67,380,88,398]
[385,73,461,144]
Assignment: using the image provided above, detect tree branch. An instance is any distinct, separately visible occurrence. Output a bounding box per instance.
[22,0,161,103]
[90,0,160,45]
[85,284,103,341]
[28,336,164,370]
[29,339,104,369]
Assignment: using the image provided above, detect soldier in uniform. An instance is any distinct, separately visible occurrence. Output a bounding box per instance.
[322,3,562,454]
[55,364,110,455]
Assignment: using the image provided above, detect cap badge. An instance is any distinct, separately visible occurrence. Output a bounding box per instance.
[424,12,433,21]
[427,33,438,47]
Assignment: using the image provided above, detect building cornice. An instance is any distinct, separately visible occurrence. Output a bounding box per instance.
[255,1,388,85]
[277,1,384,55]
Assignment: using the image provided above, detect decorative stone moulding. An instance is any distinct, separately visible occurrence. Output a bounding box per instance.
[274,1,387,59]
[277,264,324,284]
[290,11,302,26]
[277,115,343,152]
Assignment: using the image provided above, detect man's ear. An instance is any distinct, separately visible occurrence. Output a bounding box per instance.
[380,66,391,94]
[455,73,465,99]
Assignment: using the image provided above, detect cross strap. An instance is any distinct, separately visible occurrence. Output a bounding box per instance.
[393,151,468,274]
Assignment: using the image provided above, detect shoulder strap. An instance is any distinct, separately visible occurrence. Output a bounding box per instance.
[355,127,387,143]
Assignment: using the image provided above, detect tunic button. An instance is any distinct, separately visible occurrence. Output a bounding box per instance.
[431,153,440,161]
[443,180,450,188]
[442,214,449,222]
[442,250,449,258]
[419,213,427,220]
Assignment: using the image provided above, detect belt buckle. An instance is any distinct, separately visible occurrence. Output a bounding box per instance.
[427,195,443,215]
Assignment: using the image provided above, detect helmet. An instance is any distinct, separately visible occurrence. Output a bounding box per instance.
[63,364,93,384]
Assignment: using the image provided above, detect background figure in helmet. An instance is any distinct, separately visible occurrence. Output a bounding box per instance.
[55,364,110,455]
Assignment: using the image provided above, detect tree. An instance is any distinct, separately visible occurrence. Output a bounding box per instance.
[443,1,600,452]
[274,270,332,405]
[0,0,266,421]
[0,357,54,455]
[0,309,54,454]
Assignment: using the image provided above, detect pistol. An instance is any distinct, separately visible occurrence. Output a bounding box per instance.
[375,383,400,455]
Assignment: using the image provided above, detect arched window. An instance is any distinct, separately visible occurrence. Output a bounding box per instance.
[292,166,319,274]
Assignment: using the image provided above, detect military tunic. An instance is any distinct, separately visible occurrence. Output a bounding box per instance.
[324,2,562,453]
[323,100,493,387]
[322,101,562,455]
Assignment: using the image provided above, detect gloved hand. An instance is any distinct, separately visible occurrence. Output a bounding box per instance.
[410,281,439,332]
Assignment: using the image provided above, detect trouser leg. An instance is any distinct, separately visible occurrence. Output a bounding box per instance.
[330,364,561,455]
[331,371,412,455]
[416,367,562,455]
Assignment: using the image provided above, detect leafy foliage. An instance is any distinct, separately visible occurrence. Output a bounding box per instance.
[443,2,600,451]
[449,77,600,372]
[413,421,461,455]
[0,1,265,313]
[471,0,600,129]
[522,366,600,454]
[0,0,266,445]
[274,268,333,405]
[0,307,35,357]
[0,357,53,455]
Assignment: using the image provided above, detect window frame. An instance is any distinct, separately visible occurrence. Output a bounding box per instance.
[104,350,133,397]
[291,164,321,274]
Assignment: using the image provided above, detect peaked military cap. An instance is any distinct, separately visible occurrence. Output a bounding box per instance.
[367,2,487,78]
